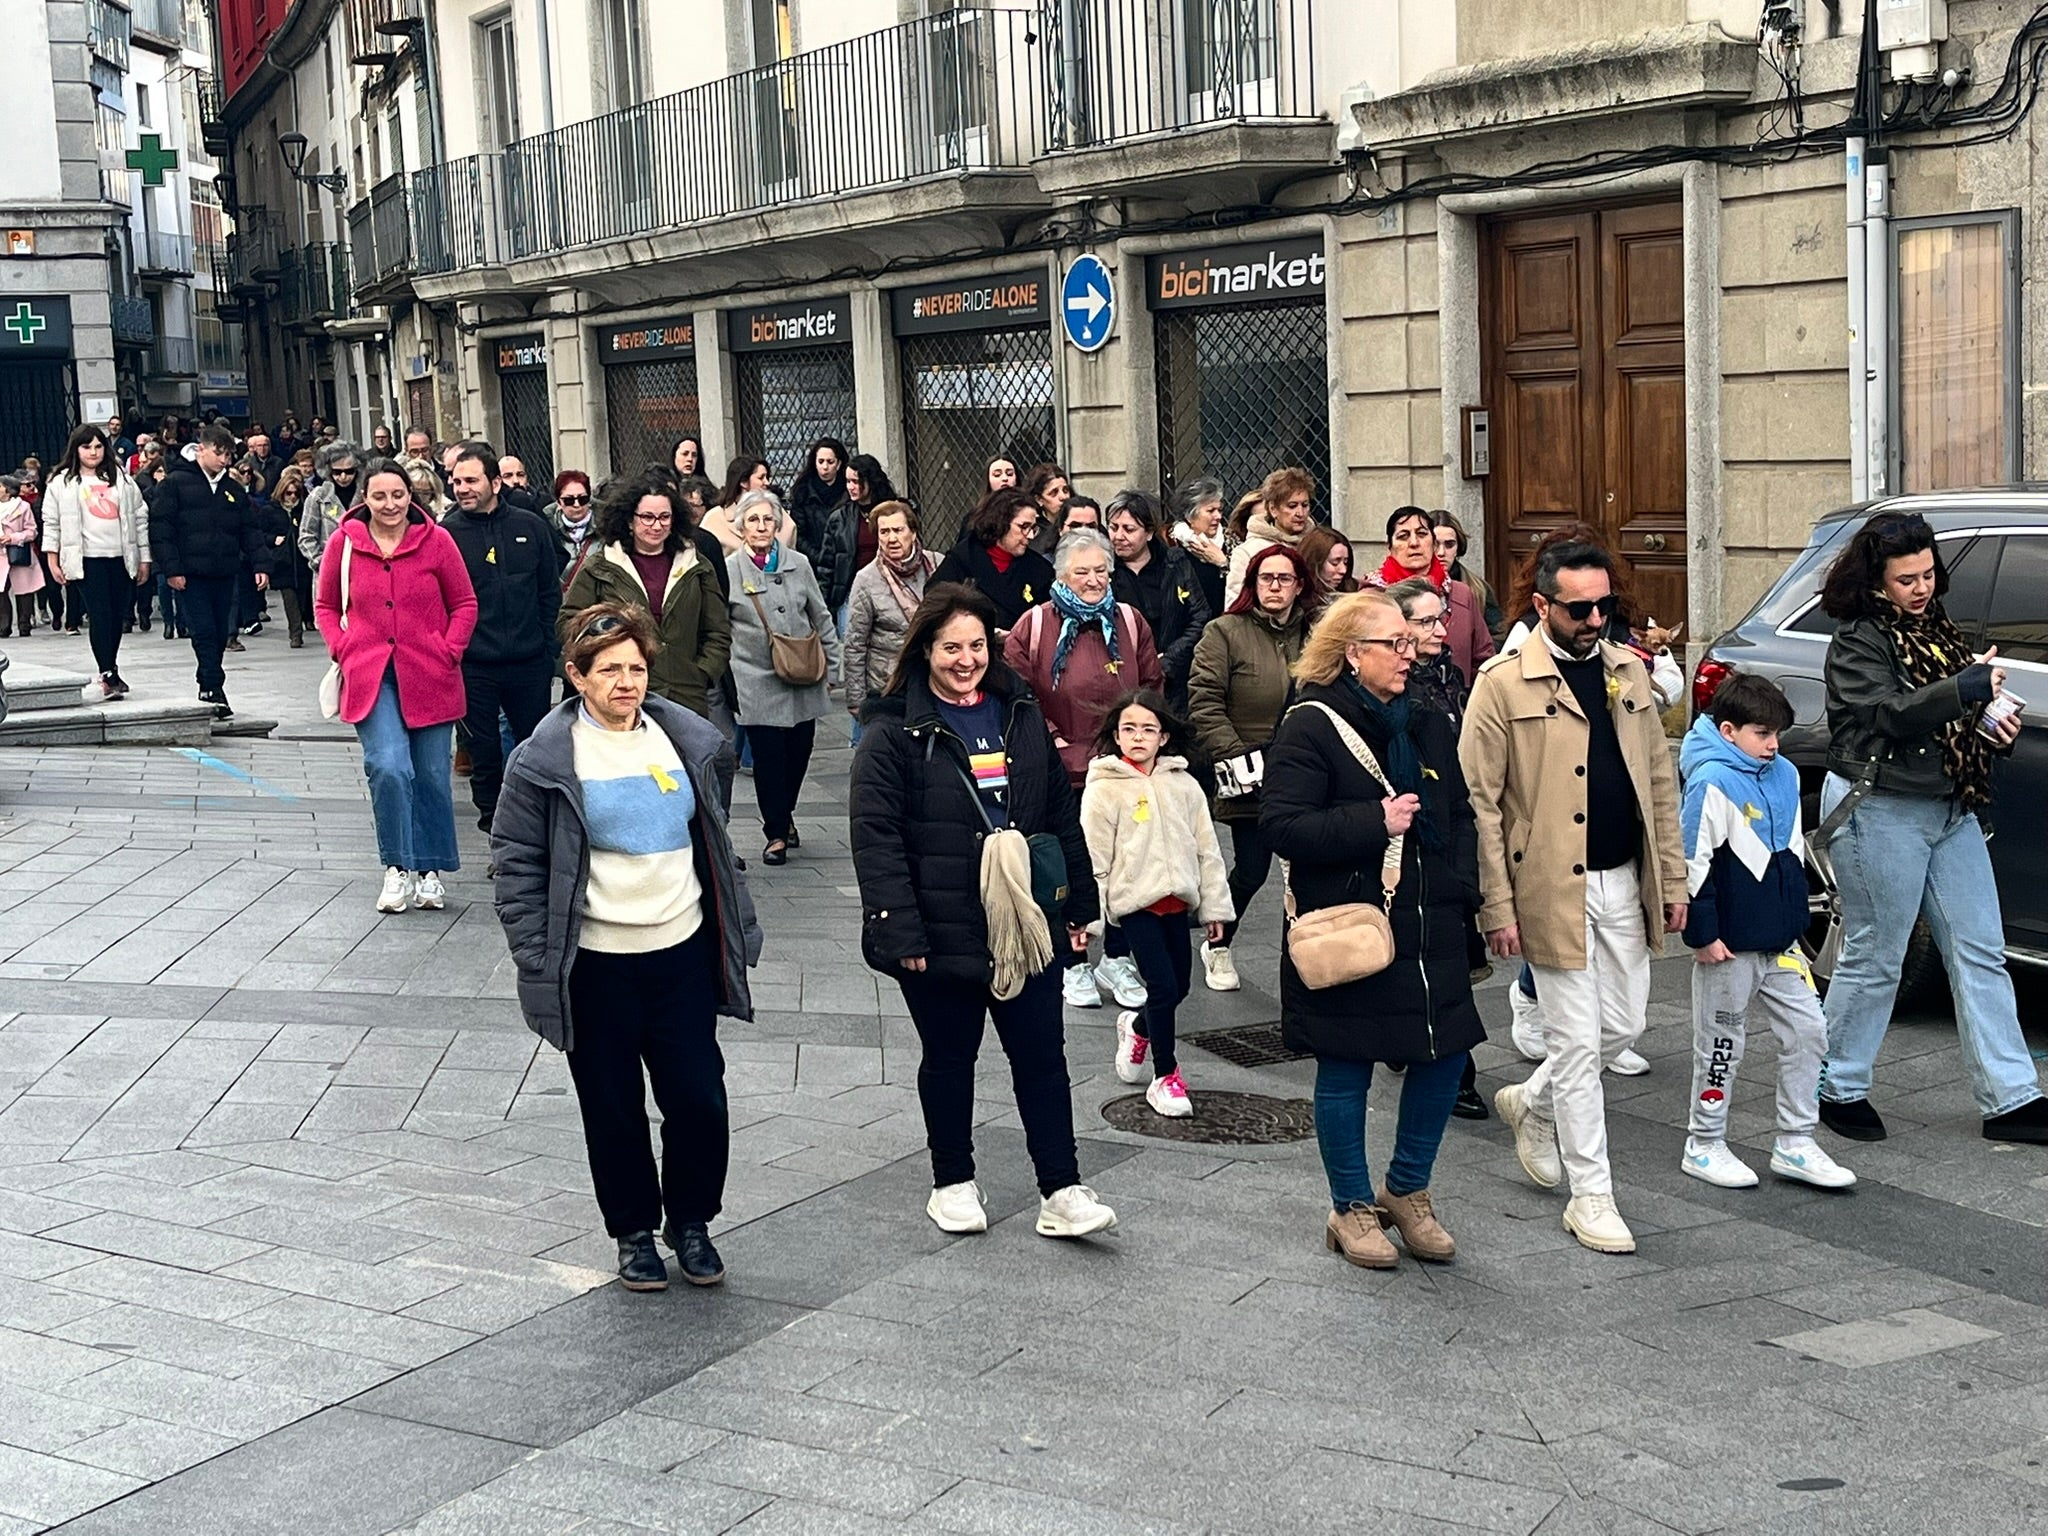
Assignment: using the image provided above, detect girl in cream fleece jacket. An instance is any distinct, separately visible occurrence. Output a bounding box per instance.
[1082,690,1234,1118]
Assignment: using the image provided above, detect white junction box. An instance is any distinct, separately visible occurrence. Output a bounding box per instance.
[1878,0,1949,81]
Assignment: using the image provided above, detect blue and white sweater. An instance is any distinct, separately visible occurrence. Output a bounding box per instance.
[571,704,705,953]
[1679,714,1809,955]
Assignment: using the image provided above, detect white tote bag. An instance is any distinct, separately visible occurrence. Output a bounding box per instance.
[317,542,352,720]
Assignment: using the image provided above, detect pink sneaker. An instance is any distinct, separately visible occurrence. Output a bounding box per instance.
[1145,1070,1192,1119]
[1114,1011,1150,1084]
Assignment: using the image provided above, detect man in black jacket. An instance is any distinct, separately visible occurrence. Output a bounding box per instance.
[444,441,563,830]
[151,426,270,718]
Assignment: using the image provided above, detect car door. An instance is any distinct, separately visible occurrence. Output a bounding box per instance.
[1977,531,2048,948]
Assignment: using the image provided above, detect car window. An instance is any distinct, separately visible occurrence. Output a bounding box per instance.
[1783,532,1986,637]
[1982,535,2048,665]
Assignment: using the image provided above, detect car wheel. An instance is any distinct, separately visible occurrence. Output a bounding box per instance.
[1799,790,1947,1008]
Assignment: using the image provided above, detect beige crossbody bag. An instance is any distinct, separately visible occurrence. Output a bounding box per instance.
[1281,701,1404,989]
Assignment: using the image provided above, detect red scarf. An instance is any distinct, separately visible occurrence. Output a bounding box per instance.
[987,544,1016,575]
[1376,552,1447,590]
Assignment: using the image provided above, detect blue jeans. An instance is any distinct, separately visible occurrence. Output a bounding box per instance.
[1819,774,2041,1116]
[1314,1052,1467,1209]
[356,669,460,873]
[181,574,238,692]
[154,569,183,634]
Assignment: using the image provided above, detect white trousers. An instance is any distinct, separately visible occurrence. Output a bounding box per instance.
[1524,864,1652,1197]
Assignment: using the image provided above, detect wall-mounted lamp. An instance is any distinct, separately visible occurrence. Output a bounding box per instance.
[277,132,348,194]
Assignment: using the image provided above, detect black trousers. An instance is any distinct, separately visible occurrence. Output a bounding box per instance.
[564,928,728,1233]
[1218,816,1277,948]
[40,575,81,629]
[130,572,153,626]
[79,558,132,679]
[1120,908,1194,1075]
[748,719,815,842]
[899,965,1080,1197]
[462,656,554,820]
[181,574,238,692]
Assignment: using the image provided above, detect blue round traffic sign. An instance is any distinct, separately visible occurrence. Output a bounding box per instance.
[1061,255,1114,353]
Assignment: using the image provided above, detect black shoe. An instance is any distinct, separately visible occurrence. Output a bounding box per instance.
[163,625,178,640]
[762,841,788,866]
[477,812,495,835]
[663,1221,725,1286]
[121,620,133,634]
[101,674,129,701]
[225,638,245,653]
[65,626,80,635]
[1983,1097,2048,1144]
[616,1232,668,1292]
[1451,1086,1490,1121]
[785,824,800,849]
[1818,1096,1887,1142]
[197,688,233,721]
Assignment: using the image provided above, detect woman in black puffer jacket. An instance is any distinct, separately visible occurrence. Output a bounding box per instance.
[851,582,1117,1242]
[1262,590,1483,1271]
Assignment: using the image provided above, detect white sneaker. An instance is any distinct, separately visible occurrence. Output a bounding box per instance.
[1095,956,1148,1009]
[1200,942,1241,992]
[1607,1048,1651,1077]
[1493,1082,1561,1189]
[1037,1184,1117,1238]
[376,867,413,913]
[1145,1070,1192,1118]
[1681,1137,1759,1189]
[412,872,446,910]
[1062,965,1103,1010]
[1113,1010,1151,1084]
[1563,1193,1636,1254]
[1509,982,1546,1061]
[925,1181,988,1233]
[1770,1137,1857,1189]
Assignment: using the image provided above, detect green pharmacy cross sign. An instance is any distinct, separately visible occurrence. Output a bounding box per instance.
[126,134,179,187]
[4,303,46,346]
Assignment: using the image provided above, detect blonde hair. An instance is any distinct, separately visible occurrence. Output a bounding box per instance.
[1296,590,1402,687]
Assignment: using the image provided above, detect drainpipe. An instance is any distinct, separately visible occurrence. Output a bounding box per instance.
[1846,135,1867,502]
[1864,153,1891,499]
[534,0,555,133]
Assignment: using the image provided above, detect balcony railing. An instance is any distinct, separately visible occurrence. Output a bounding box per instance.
[149,335,198,377]
[278,243,354,324]
[110,294,155,347]
[346,0,422,66]
[100,150,132,207]
[1043,0,1318,150]
[415,9,1045,271]
[129,0,184,48]
[137,228,196,276]
[346,172,415,292]
[195,315,245,377]
[196,71,228,155]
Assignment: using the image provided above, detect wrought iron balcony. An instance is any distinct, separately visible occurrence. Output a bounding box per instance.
[128,0,184,50]
[345,0,422,67]
[110,294,155,347]
[1042,0,1319,150]
[85,0,131,69]
[410,154,511,275]
[137,228,196,276]
[346,173,415,294]
[149,335,198,378]
[196,70,228,156]
[277,243,354,325]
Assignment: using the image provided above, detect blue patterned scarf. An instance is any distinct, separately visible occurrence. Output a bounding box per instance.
[1343,675,1442,850]
[1049,580,1118,686]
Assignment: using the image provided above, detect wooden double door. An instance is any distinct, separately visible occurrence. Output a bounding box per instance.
[1481,201,1688,633]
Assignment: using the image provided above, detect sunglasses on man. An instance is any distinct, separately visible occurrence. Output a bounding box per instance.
[1543,595,1614,622]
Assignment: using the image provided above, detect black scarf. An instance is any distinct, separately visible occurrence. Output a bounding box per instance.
[1342,676,1442,849]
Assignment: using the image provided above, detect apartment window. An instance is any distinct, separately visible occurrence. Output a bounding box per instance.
[477,12,521,151]
[750,0,792,67]
[596,0,646,112]
[136,81,151,126]
[1894,211,2020,492]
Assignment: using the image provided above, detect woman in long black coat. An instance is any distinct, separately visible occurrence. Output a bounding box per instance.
[1262,590,1483,1271]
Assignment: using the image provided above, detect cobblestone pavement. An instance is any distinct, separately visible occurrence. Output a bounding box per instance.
[3,627,2048,1534]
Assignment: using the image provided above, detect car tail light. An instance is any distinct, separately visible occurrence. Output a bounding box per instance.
[1693,658,1734,716]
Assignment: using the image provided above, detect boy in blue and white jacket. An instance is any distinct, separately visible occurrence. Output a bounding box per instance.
[1679,674,1856,1191]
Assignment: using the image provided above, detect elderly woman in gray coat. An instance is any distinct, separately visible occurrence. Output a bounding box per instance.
[492,602,762,1294]
[726,489,843,866]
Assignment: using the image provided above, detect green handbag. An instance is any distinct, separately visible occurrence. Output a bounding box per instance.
[952,757,1069,939]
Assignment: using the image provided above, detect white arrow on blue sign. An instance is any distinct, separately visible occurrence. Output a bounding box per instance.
[1060,254,1114,353]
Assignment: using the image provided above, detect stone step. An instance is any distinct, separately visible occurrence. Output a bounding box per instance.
[2,664,99,713]
[0,696,222,747]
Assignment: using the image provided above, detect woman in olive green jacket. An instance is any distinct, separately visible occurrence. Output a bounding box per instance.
[559,476,732,718]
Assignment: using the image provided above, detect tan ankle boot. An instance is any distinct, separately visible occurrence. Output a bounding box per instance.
[1324,1202,1398,1269]
[1377,1187,1455,1261]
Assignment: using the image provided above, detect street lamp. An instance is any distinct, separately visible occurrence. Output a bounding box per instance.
[277,132,348,195]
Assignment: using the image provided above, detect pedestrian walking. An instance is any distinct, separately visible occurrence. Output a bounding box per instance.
[1082,690,1233,1118]
[1297,525,1360,620]
[546,471,596,572]
[725,489,840,865]
[0,476,46,636]
[818,453,897,635]
[149,424,271,719]
[1463,540,1687,1255]
[1106,490,1211,711]
[269,467,312,646]
[1432,512,1502,638]
[491,601,762,1292]
[985,455,1018,494]
[669,435,710,483]
[1022,462,1072,554]
[1262,590,1484,1268]
[1168,477,1231,618]
[1223,467,1316,607]
[1364,507,1494,686]
[1810,511,2048,1145]
[843,500,938,724]
[850,582,1117,1240]
[38,426,152,697]
[1678,675,1857,1189]
[701,458,796,554]
[931,487,1056,636]
[559,475,731,719]
[316,460,477,914]
[1186,541,1310,993]
[787,436,848,567]
[296,441,361,581]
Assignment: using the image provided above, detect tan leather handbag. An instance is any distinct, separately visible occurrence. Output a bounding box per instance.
[1281,702,1405,989]
[746,584,828,687]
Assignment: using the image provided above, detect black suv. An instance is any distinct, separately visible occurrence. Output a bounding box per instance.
[1694,491,2048,991]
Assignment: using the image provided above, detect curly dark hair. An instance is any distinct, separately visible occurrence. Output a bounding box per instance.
[1818,511,1949,621]
[964,487,1039,548]
[1504,521,1641,631]
[593,474,691,555]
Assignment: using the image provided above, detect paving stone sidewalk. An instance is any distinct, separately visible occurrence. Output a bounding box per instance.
[3,632,2048,1534]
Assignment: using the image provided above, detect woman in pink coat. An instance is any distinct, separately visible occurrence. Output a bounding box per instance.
[0,475,46,636]
[1365,505,1495,687]
[316,460,478,914]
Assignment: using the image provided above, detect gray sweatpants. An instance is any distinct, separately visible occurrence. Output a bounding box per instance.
[1688,949,1826,1140]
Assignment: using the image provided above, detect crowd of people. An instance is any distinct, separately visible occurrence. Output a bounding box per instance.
[11,415,2038,1294]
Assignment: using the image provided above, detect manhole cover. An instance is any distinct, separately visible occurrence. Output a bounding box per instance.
[1101,1090,1316,1144]
[1181,1021,1309,1068]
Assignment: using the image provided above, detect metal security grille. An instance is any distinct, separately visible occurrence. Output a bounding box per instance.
[1155,298,1329,515]
[0,362,77,475]
[498,368,554,486]
[900,327,1057,549]
[605,360,700,479]
[735,346,856,485]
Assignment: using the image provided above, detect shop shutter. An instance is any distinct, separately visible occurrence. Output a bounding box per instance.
[735,345,856,486]
[900,326,1057,549]
[1154,296,1328,517]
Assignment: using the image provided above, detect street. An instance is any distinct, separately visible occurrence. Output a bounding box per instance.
[2,627,2047,1536]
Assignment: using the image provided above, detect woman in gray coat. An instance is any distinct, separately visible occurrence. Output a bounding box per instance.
[726,489,843,866]
[491,602,763,1293]
[842,500,937,732]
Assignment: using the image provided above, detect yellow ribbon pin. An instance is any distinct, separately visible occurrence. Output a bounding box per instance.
[648,764,679,793]
[486,547,497,564]
[1022,584,1033,602]
[1133,795,1151,823]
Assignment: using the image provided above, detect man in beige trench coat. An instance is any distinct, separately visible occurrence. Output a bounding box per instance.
[1460,541,1687,1257]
